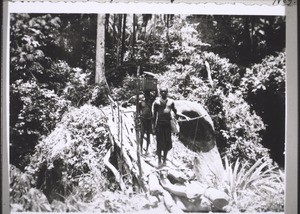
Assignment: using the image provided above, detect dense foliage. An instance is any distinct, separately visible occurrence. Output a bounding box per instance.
[9,13,285,212]
[10,14,105,169]
[10,79,70,168]
[26,105,110,201]
[10,13,68,168]
[241,52,286,165]
[193,16,285,67]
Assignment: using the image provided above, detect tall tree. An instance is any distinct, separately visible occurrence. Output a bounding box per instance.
[95,14,107,85]
[132,14,137,60]
[121,14,127,65]
[116,14,122,66]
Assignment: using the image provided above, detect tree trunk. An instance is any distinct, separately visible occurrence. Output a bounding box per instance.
[132,14,136,59]
[121,14,127,65]
[116,14,122,66]
[166,14,170,44]
[142,14,152,40]
[112,15,116,44]
[250,18,255,61]
[95,14,107,85]
[105,14,110,35]
[242,18,252,65]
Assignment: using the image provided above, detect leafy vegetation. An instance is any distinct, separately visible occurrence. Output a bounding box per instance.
[224,157,284,212]
[9,13,285,212]
[25,105,110,202]
[241,52,286,165]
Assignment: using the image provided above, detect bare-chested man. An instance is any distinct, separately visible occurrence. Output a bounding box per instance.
[139,91,156,154]
[152,87,189,167]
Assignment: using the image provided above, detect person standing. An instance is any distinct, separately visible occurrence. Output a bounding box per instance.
[152,87,189,167]
[139,91,156,155]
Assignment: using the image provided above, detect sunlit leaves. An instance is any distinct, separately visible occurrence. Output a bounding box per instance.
[11,79,70,137]
[241,52,286,96]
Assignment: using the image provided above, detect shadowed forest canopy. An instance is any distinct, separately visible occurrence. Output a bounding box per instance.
[9,12,286,213]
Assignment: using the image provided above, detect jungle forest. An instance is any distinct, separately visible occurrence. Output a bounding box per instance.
[9,13,286,213]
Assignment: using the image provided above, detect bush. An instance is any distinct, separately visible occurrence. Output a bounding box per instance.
[205,89,268,164]
[224,158,284,212]
[10,165,33,205]
[26,105,111,202]
[204,52,245,93]
[240,52,286,166]
[10,165,52,212]
[111,74,138,101]
[50,62,109,107]
[10,79,70,169]
[241,52,285,96]
[195,52,269,164]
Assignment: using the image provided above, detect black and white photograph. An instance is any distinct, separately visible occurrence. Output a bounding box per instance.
[2,1,297,213]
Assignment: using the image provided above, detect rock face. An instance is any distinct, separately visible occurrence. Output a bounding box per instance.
[174,100,216,153]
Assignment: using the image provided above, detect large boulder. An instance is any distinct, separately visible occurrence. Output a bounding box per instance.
[174,100,215,153]
[174,100,225,187]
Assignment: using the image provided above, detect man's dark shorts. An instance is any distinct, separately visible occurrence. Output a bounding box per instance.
[155,121,172,153]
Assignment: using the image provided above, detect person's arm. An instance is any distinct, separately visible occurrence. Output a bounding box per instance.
[176,112,190,121]
[171,100,177,115]
[171,101,190,121]
[160,176,202,199]
[153,89,158,99]
[152,101,158,128]
[138,101,142,115]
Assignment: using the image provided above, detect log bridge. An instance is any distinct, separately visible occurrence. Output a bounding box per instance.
[103,97,230,213]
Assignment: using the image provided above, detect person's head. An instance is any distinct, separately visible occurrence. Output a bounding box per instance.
[160,87,168,99]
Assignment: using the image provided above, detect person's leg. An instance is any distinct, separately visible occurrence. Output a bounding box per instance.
[140,120,145,154]
[158,150,162,167]
[163,150,168,166]
[156,123,162,167]
[145,119,152,154]
[146,131,150,153]
[162,123,172,166]
[140,131,144,154]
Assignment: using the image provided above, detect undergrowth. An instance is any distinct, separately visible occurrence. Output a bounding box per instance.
[224,157,284,212]
[10,105,113,212]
